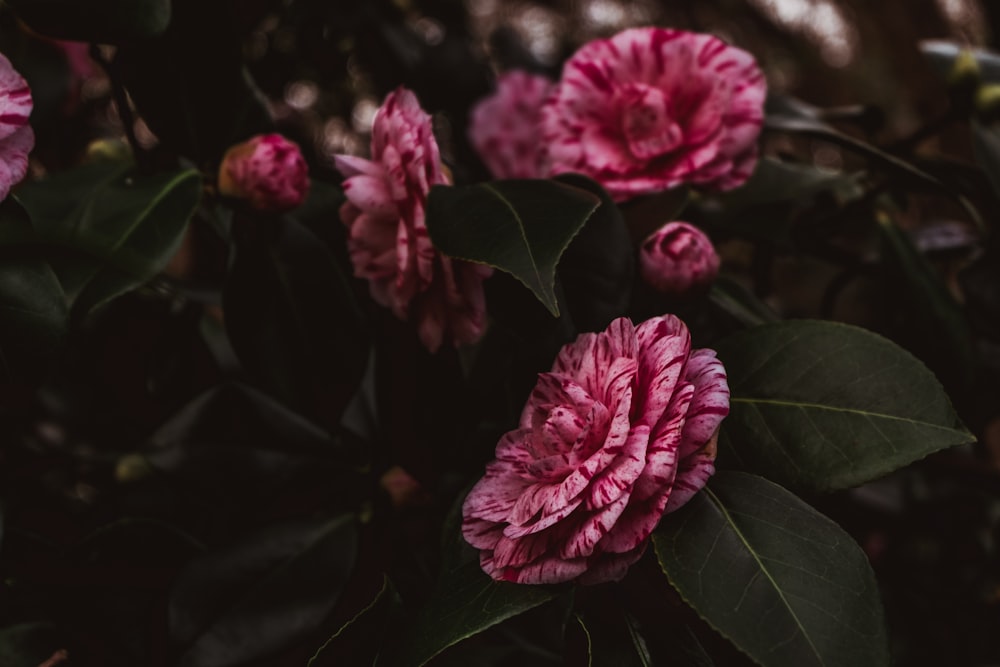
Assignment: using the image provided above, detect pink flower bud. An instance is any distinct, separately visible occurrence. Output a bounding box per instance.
[639,221,719,295]
[218,133,309,213]
[0,51,34,201]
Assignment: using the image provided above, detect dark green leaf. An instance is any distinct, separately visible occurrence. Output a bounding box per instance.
[878,214,975,385]
[131,383,365,536]
[0,256,67,384]
[308,577,402,667]
[653,472,889,667]
[5,0,170,43]
[920,40,1000,83]
[707,277,779,329]
[223,217,369,425]
[117,0,273,163]
[12,162,202,317]
[971,119,1000,200]
[714,320,975,492]
[621,186,690,244]
[426,179,601,316]
[713,157,860,211]
[766,96,983,230]
[170,515,358,667]
[0,623,65,667]
[575,611,651,667]
[387,560,557,667]
[553,174,634,333]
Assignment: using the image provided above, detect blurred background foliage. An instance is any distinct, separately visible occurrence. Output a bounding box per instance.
[1,0,1000,665]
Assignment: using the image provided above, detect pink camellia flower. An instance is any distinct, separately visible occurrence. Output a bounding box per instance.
[335,88,492,353]
[540,28,766,202]
[462,315,729,585]
[640,221,720,295]
[0,52,34,201]
[218,133,309,213]
[468,71,554,179]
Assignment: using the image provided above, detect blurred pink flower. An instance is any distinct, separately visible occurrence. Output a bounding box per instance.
[0,52,34,201]
[219,133,309,213]
[540,27,766,202]
[640,221,720,295]
[462,315,729,585]
[335,88,492,353]
[468,71,554,179]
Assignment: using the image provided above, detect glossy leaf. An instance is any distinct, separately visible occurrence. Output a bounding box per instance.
[386,560,556,667]
[575,611,651,667]
[707,277,779,329]
[223,216,369,425]
[0,257,67,384]
[170,515,358,667]
[714,320,974,492]
[426,179,601,316]
[620,186,690,244]
[308,577,401,667]
[553,174,634,333]
[117,0,273,163]
[654,472,889,667]
[878,214,975,384]
[971,119,1000,200]
[766,95,983,229]
[5,0,170,43]
[12,162,203,317]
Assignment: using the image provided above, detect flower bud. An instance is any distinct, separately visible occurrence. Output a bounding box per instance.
[218,133,309,213]
[976,83,1000,122]
[639,221,720,295]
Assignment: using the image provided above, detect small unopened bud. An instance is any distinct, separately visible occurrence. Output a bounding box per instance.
[976,83,1000,121]
[949,50,980,89]
[115,453,154,483]
[218,133,309,213]
[639,221,720,295]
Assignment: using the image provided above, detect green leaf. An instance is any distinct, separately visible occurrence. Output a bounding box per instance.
[0,255,67,384]
[714,320,975,492]
[0,623,65,667]
[715,157,861,211]
[308,577,402,667]
[5,0,170,43]
[878,214,975,385]
[620,186,690,244]
[553,174,634,333]
[574,611,652,667]
[707,277,779,329]
[170,515,358,667]
[223,216,369,424]
[765,95,983,230]
[971,119,1000,200]
[387,560,557,667]
[11,162,203,317]
[388,486,556,667]
[426,179,601,316]
[653,472,889,667]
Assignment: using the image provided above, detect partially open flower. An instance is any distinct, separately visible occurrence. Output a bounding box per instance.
[468,70,554,179]
[640,221,720,295]
[0,52,34,202]
[335,88,492,353]
[462,315,729,585]
[218,133,309,213]
[540,27,766,202]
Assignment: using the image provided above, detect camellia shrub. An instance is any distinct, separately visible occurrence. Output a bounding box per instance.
[0,2,998,667]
